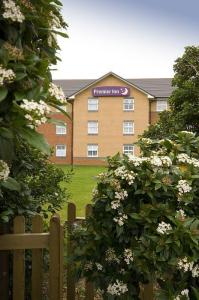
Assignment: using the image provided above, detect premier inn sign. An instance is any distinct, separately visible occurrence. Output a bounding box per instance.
[92,86,130,97]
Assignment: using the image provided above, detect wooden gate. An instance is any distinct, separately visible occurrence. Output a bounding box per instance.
[0,214,64,300]
[0,203,153,299]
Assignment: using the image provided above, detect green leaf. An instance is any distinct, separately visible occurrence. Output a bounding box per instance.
[15,72,27,81]
[20,128,50,155]
[0,86,8,102]
[1,177,21,191]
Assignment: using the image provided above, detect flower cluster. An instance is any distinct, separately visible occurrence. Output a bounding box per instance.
[150,155,172,167]
[177,257,199,278]
[128,155,149,166]
[107,280,128,296]
[113,213,128,226]
[180,131,195,136]
[96,263,103,271]
[124,249,134,265]
[0,65,15,86]
[175,209,186,221]
[156,221,172,235]
[20,99,50,128]
[3,42,24,60]
[177,153,199,168]
[115,190,128,201]
[111,200,121,210]
[177,180,192,198]
[0,160,10,181]
[105,248,120,264]
[3,0,25,23]
[140,137,153,144]
[49,83,66,104]
[174,289,189,300]
[114,166,136,185]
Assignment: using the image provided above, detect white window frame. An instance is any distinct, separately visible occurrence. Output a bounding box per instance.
[56,144,66,157]
[156,100,168,112]
[87,144,98,157]
[123,144,134,156]
[88,98,98,111]
[123,121,134,134]
[88,121,98,135]
[123,98,134,111]
[56,124,67,135]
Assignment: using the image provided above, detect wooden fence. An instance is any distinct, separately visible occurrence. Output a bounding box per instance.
[0,203,153,300]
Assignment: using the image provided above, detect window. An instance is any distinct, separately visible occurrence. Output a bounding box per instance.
[123,144,134,156]
[56,145,66,157]
[123,98,134,111]
[156,100,167,112]
[88,121,98,134]
[87,144,98,157]
[56,124,67,135]
[88,98,98,111]
[123,121,134,134]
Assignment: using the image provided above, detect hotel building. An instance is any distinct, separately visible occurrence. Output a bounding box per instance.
[38,72,173,165]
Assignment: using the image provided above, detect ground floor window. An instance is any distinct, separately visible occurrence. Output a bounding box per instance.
[87,144,98,157]
[123,144,134,156]
[56,145,66,157]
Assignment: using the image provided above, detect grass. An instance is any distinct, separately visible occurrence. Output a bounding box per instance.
[58,165,106,220]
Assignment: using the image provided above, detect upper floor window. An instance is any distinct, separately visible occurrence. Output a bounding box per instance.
[123,144,134,156]
[123,98,134,111]
[123,121,134,135]
[56,145,66,157]
[88,98,98,111]
[56,124,67,135]
[156,100,168,112]
[87,144,98,157]
[88,121,98,135]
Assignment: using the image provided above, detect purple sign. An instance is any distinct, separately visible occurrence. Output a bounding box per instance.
[92,86,130,97]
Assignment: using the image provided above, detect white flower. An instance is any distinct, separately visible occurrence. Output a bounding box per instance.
[49,83,66,104]
[192,265,199,277]
[140,137,153,144]
[176,209,186,220]
[177,180,192,198]
[0,65,15,86]
[107,280,128,296]
[113,214,128,226]
[157,221,172,235]
[3,0,25,23]
[177,153,199,168]
[174,289,189,300]
[0,160,10,181]
[111,200,121,210]
[114,166,136,185]
[20,99,50,128]
[177,257,194,272]
[96,263,103,271]
[115,190,128,201]
[180,131,195,136]
[124,249,134,265]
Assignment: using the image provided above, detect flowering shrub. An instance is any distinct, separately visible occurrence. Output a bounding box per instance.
[0,0,68,220]
[73,131,199,299]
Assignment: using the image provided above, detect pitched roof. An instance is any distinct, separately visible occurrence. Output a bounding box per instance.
[53,76,173,99]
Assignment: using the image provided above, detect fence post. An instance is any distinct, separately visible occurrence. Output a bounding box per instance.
[13,216,25,300]
[0,223,9,300]
[49,214,63,300]
[67,203,76,300]
[141,283,153,300]
[85,204,94,300]
[32,215,43,300]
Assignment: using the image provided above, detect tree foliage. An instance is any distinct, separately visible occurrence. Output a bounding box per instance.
[143,46,199,139]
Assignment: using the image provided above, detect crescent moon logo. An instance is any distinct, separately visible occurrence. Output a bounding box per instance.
[121,87,129,96]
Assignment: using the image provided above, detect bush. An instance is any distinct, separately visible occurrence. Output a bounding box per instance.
[72,131,199,300]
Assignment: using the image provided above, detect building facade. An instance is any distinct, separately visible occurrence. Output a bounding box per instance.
[38,72,173,165]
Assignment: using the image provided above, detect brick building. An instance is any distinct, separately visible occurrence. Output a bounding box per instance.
[38,72,173,165]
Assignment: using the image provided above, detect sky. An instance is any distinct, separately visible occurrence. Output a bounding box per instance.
[52,0,199,79]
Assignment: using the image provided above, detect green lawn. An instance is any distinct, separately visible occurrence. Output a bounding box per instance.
[58,165,106,220]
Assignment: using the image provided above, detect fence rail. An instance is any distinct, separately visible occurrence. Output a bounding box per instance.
[0,203,154,299]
